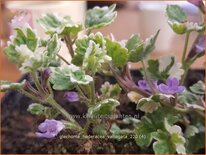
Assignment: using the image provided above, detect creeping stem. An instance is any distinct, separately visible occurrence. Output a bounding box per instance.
[64,35,74,57]
[46,95,82,130]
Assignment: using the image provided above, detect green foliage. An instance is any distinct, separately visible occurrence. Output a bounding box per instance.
[3,45,20,64]
[88,98,120,118]
[166,5,205,34]
[166,5,187,23]
[185,132,205,153]
[105,38,129,67]
[189,81,205,95]
[137,95,161,113]
[50,65,93,90]
[178,89,199,104]
[47,34,61,59]
[0,80,25,92]
[134,107,180,148]
[126,30,160,62]
[72,32,107,70]
[85,4,117,30]
[38,13,82,38]
[147,56,183,80]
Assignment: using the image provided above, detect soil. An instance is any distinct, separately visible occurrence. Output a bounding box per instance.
[1,69,205,154]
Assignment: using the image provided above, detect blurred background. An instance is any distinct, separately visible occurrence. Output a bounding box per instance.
[0,1,205,83]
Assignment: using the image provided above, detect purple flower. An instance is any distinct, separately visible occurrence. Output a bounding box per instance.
[9,11,33,34]
[187,35,205,59]
[64,91,79,102]
[35,119,65,138]
[158,77,185,95]
[137,80,158,91]
[43,68,52,79]
[195,36,205,54]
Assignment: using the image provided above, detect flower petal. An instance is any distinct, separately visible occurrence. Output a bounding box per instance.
[158,84,169,94]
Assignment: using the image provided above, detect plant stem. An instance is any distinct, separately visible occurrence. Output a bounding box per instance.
[20,89,41,102]
[46,95,82,130]
[31,72,45,95]
[90,76,96,105]
[57,53,70,65]
[141,60,155,93]
[64,35,74,57]
[181,31,191,63]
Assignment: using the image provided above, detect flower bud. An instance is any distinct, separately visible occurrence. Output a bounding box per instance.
[168,21,187,34]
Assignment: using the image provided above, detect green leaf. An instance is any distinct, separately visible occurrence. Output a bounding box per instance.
[166,5,187,23]
[50,69,75,90]
[72,33,107,67]
[178,89,198,104]
[100,82,121,99]
[82,40,111,74]
[137,95,161,113]
[27,103,44,115]
[26,28,38,51]
[153,122,186,154]
[0,80,25,92]
[13,28,27,45]
[126,34,142,52]
[126,34,144,62]
[110,123,132,140]
[38,13,82,38]
[190,81,205,95]
[147,56,183,80]
[50,65,93,90]
[185,125,199,138]
[88,98,120,118]
[134,107,180,148]
[85,4,117,30]
[147,59,165,80]
[152,130,176,154]
[105,38,128,67]
[186,132,205,153]
[127,30,159,62]
[143,30,160,57]
[3,45,20,64]
[66,65,93,85]
[47,34,61,59]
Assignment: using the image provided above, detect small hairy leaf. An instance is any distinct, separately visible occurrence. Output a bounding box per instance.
[27,103,44,115]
